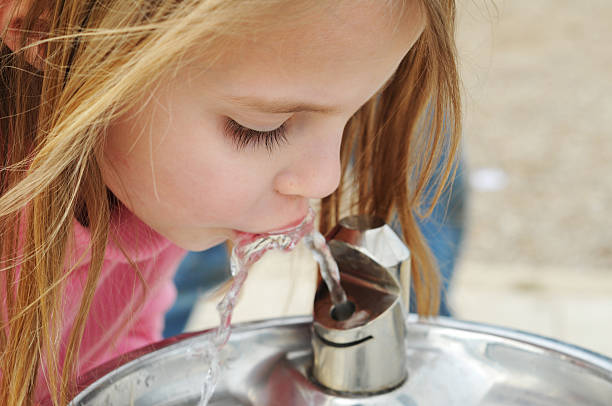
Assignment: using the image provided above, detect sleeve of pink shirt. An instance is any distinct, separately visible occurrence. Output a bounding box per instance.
[35,207,188,402]
[70,207,188,370]
[112,263,179,355]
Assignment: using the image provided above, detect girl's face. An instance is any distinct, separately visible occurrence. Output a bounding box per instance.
[101,1,426,251]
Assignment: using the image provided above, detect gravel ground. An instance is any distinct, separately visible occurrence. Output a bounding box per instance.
[456,0,612,269]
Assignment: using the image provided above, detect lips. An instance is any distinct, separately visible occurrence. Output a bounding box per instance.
[232,200,312,237]
[264,214,308,233]
[233,212,309,239]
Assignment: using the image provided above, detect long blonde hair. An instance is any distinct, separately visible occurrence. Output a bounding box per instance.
[0,0,460,404]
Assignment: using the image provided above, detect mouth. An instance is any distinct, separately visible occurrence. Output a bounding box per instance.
[233,209,313,238]
[263,214,309,234]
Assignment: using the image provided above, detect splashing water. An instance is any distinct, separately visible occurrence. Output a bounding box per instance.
[303,231,348,306]
[198,207,349,405]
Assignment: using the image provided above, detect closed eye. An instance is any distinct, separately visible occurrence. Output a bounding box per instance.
[223,118,289,153]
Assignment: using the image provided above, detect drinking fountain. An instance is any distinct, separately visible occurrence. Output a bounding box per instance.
[311,215,410,394]
[69,215,612,405]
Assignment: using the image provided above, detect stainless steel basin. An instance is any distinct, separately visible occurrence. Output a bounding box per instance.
[70,314,612,405]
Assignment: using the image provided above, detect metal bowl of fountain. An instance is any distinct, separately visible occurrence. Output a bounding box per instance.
[70,216,612,405]
[71,315,612,405]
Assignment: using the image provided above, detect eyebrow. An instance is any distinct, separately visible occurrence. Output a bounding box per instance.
[225,74,397,115]
[225,95,339,114]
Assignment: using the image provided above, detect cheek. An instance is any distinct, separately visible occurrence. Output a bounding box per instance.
[151,115,272,222]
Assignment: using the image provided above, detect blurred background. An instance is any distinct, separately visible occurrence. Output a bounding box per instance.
[176,0,612,358]
[450,0,612,356]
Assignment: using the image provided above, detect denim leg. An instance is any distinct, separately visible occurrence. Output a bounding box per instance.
[411,162,467,316]
[416,217,465,316]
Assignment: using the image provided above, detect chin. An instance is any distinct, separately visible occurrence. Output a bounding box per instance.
[170,231,233,252]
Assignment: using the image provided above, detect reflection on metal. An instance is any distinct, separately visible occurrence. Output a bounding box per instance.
[70,316,612,405]
[311,215,410,394]
[326,215,411,311]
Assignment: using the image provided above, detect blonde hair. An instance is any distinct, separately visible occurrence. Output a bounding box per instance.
[0,0,460,404]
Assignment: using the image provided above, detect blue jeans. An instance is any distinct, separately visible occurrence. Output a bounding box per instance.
[163,163,466,337]
[411,161,466,316]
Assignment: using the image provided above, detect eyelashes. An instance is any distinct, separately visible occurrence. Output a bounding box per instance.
[223,118,289,152]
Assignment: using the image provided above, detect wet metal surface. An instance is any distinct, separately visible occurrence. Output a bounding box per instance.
[71,315,612,405]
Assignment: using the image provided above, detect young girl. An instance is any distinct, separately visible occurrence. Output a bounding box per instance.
[0,0,460,404]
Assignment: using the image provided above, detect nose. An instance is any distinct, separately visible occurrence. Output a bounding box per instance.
[273,133,342,200]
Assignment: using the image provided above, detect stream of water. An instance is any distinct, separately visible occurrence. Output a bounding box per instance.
[198,207,349,405]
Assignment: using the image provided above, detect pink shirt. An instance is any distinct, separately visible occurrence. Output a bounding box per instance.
[36,207,186,400]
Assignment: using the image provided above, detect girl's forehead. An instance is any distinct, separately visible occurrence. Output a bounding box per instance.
[187,0,425,109]
[223,0,423,63]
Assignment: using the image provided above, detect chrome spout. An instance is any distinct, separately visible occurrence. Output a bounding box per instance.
[311,215,411,394]
[325,215,411,312]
